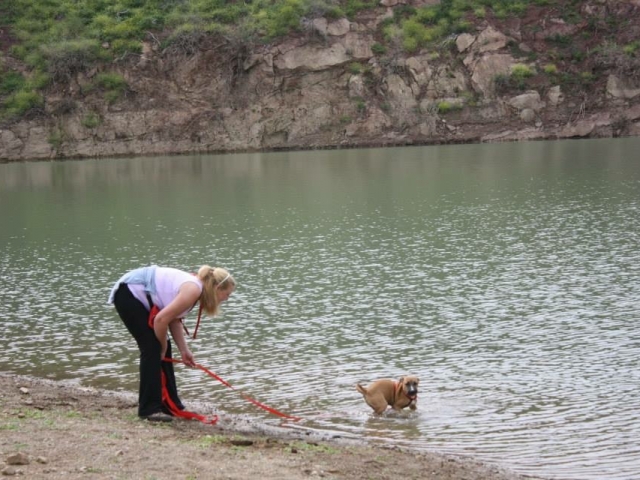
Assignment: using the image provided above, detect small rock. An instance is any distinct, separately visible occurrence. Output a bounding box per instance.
[36,456,48,464]
[6,452,29,465]
[18,387,29,395]
[1,465,17,476]
[520,108,536,122]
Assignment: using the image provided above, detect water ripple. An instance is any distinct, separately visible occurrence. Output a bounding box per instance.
[2,140,640,479]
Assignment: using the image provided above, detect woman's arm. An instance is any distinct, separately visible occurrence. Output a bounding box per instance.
[169,320,195,367]
[153,282,201,361]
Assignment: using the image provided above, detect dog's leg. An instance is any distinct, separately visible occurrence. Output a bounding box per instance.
[368,393,389,414]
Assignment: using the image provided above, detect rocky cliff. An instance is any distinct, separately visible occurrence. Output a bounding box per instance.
[1,0,639,162]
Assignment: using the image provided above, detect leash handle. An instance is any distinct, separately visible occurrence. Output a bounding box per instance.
[164,358,301,421]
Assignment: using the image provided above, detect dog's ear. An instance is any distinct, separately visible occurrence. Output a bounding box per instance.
[398,376,405,384]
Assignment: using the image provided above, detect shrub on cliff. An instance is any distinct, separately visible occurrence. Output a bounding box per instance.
[0,70,26,95]
[40,39,107,82]
[1,89,43,120]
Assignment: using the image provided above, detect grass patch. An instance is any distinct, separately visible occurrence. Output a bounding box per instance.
[192,434,228,448]
[1,89,43,119]
[94,72,128,104]
[437,100,463,114]
[371,42,386,55]
[81,112,101,128]
[0,71,26,95]
[0,422,19,431]
[494,63,535,91]
[348,62,364,74]
[289,441,339,454]
[623,41,640,56]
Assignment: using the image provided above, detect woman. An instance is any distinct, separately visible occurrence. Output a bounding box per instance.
[108,264,235,422]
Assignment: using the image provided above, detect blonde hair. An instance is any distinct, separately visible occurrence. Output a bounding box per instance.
[197,265,236,315]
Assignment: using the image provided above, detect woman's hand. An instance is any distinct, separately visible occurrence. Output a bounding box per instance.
[181,348,196,368]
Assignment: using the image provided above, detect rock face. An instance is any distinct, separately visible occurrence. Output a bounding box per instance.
[1,1,639,161]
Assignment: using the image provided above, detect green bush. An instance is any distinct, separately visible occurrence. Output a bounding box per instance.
[493,64,535,93]
[383,24,402,44]
[437,101,461,114]
[81,112,101,128]
[48,129,65,149]
[344,0,376,18]
[94,72,127,103]
[111,39,143,56]
[40,39,103,81]
[414,6,439,24]
[403,36,419,53]
[104,90,122,104]
[580,71,595,84]
[95,72,127,91]
[623,41,639,55]
[507,1,528,15]
[165,24,207,55]
[402,18,427,48]
[371,43,386,55]
[2,89,43,117]
[511,63,534,79]
[453,20,472,33]
[254,0,306,39]
[494,8,507,19]
[473,6,486,18]
[543,63,558,74]
[348,62,364,74]
[209,4,249,24]
[0,71,26,95]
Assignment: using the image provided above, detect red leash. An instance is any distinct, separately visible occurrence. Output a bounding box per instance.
[148,296,299,422]
[164,358,302,422]
[161,370,219,425]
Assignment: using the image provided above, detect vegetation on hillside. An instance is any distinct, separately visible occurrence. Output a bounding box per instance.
[0,0,639,123]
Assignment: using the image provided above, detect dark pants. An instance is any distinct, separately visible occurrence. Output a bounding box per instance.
[112,283,184,417]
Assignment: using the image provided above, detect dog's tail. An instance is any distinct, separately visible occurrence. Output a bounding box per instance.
[355,383,367,395]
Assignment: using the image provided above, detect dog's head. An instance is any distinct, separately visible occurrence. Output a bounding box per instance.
[398,375,419,400]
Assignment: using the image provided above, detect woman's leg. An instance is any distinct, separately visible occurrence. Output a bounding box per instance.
[113,284,164,417]
[161,341,185,412]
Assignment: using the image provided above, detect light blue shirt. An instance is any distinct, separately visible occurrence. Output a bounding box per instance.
[107,265,157,304]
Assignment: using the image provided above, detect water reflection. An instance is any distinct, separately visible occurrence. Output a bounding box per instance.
[1,138,640,480]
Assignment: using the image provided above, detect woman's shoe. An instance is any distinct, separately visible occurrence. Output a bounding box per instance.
[141,412,173,423]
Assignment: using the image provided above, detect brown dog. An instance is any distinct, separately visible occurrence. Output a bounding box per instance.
[356,375,419,414]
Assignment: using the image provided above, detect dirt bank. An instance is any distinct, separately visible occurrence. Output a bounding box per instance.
[1,0,639,162]
[0,373,542,480]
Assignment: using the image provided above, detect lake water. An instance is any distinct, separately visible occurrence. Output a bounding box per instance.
[1,138,639,479]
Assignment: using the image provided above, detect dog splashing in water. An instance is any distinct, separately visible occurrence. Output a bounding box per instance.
[356,375,419,414]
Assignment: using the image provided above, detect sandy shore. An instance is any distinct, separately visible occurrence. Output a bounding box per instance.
[0,373,542,479]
